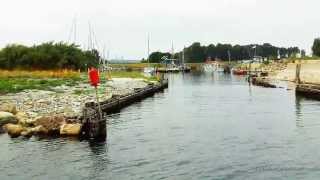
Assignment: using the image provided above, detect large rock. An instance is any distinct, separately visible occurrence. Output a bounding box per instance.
[63,107,78,118]
[0,111,18,127]
[21,129,33,138]
[60,123,82,136]
[3,124,24,138]
[15,112,29,125]
[34,116,66,134]
[30,125,48,135]
[0,103,17,114]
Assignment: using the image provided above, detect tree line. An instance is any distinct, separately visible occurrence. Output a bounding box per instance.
[0,42,100,70]
[147,42,302,63]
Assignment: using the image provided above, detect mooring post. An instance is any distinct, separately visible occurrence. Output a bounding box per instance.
[95,86,103,119]
[295,63,301,84]
[87,67,107,140]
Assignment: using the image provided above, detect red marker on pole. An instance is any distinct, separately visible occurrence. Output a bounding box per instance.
[88,67,102,119]
[89,68,100,87]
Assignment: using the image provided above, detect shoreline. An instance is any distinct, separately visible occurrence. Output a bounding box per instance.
[0,76,158,138]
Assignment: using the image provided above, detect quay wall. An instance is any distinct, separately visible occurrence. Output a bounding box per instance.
[276,61,320,84]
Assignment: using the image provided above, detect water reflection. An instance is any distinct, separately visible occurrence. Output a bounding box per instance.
[88,141,110,178]
[295,95,304,127]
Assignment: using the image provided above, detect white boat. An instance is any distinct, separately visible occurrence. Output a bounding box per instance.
[144,67,155,74]
[202,63,224,73]
[203,64,215,72]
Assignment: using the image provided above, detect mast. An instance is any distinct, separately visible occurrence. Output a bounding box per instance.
[67,16,77,44]
[73,17,77,43]
[171,41,174,59]
[182,46,185,65]
[102,44,106,71]
[147,34,150,64]
[88,21,92,50]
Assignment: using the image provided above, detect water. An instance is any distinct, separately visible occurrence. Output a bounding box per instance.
[2,73,320,179]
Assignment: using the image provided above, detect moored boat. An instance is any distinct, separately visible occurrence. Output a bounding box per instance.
[232,69,247,75]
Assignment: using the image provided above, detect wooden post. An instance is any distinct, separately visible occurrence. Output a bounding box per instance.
[296,64,301,84]
[95,87,103,119]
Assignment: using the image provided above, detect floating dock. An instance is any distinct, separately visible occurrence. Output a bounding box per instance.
[156,68,190,73]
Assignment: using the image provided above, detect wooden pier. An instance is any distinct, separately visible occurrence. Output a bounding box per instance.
[80,80,168,140]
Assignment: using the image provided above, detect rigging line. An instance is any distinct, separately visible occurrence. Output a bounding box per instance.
[91,25,100,51]
[67,19,74,43]
[73,17,77,44]
[88,21,92,50]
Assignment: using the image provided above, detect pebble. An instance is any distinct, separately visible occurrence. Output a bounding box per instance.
[1,78,149,119]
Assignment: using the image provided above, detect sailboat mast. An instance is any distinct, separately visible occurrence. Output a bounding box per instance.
[103,44,106,70]
[88,22,92,50]
[73,17,77,43]
[147,34,150,64]
[182,46,185,65]
[171,42,174,59]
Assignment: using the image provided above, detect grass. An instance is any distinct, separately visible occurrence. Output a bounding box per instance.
[0,69,81,79]
[0,70,81,94]
[0,78,66,94]
[0,69,159,94]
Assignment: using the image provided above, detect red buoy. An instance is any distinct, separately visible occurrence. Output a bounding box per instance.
[89,67,100,87]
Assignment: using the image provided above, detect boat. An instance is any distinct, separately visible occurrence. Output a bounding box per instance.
[202,58,224,73]
[232,69,247,75]
[144,67,155,74]
[143,34,155,74]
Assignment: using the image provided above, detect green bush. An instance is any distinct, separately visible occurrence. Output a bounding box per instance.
[0,42,100,70]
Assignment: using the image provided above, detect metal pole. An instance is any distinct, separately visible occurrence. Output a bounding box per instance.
[228,50,231,64]
[95,86,103,119]
[147,34,150,65]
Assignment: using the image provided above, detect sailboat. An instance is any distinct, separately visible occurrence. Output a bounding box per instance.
[143,35,155,74]
[180,46,191,72]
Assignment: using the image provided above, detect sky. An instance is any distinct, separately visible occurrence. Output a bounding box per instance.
[0,0,319,59]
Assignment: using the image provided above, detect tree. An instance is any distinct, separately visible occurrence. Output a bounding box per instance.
[148,51,171,63]
[312,38,320,57]
[185,42,206,63]
[301,49,306,57]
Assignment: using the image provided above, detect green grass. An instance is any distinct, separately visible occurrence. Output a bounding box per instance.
[0,71,158,94]
[0,78,80,94]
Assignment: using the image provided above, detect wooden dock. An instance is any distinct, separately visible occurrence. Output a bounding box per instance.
[80,80,168,140]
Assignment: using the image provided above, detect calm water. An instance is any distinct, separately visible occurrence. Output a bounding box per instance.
[2,73,320,179]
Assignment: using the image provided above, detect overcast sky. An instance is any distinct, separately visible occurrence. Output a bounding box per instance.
[0,0,319,59]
